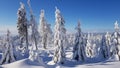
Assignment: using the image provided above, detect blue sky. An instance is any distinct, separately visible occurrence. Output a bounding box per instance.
[0,0,120,33]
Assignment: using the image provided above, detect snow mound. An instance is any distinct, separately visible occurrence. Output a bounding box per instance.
[47,61,56,65]
[1,58,46,68]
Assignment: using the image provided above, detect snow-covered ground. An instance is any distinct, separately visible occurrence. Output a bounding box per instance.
[1,58,45,68]
[0,58,120,68]
[0,48,120,68]
[62,61,120,68]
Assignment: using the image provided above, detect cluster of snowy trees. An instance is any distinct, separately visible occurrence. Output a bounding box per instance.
[1,0,120,65]
[72,20,120,61]
[0,0,52,64]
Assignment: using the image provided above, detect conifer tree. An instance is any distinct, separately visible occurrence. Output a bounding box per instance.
[27,0,39,50]
[53,7,66,64]
[101,32,111,59]
[17,2,28,50]
[39,9,52,49]
[0,30,16,64]
[73,21,86,61]
[111,21,120,60]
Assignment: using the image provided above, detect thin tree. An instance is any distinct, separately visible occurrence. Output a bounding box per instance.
[27,0,39,50]
[39,9,52,49]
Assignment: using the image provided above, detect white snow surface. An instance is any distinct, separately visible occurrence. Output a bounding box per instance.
[1,58,45,68]
[1,58,120,68]
[62,61,120,68]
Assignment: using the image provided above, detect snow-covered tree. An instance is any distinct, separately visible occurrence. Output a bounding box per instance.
[85,33,102,59]
[68,33,75,46]
[73,20,86,61]
[28,46,44,63]
[86,33,93,58]
[17,2,28,50]
[0,30,16,64]
[110,21,120,61]
[39,9,52,49]
[114,21,119,32]
[52,7,66,64]
[101,32,111,59]
[27,0,39,50]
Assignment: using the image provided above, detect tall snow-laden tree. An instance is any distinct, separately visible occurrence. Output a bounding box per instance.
[111,21,120,61]
[0,30,16,64]
[101,32,111,59]
[27,0,39,50]
[105,32,111,55]
[39,9,52,49]
[17,2,28,50]
[53,7,66,64]
[39,9,46,49]
[73,20,86,61]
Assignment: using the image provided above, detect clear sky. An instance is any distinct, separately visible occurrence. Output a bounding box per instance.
[0,0,120,34]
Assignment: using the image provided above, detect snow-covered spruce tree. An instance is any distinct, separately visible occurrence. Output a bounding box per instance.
[39,9,52,49]
[73,20,86,61]
[86,33,93,58]
[105,32,111,57]
[52,7,66,64]
[17,2,29,50]
[27,0,39,50]
[101,32,111,59]
[0,30,16,64]
[110,21,120,61]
